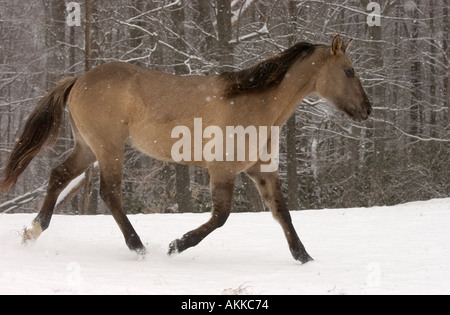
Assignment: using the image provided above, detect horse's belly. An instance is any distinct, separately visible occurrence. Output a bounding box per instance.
[129,132,174,162]
[128,119,167,155]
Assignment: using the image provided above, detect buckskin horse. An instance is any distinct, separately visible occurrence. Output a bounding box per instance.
[0,35,371,263]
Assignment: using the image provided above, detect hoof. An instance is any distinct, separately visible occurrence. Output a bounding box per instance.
[168,239,181,256]
[127,238,146,259]
[126,234,146,255]
[299,254,314,264]
[134,247,147,260]
[292,249,314,264]
[22,222,43,244]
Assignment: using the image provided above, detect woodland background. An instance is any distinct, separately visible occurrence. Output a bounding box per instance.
[0,0,448,215]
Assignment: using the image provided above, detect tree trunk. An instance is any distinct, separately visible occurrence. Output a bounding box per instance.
[361,0,387,205]
[85,0,92,72]
[170,1,193,213]
[410,8,422,137]
[197,0,216,56]
[429,0,438,138]
[175,164,192,213]
[443,0,449,125]
[216,0,233,71]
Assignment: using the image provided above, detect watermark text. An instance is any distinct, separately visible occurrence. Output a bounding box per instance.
[367,1,381,27]
[67,2,81,27]
[171,118,279,173]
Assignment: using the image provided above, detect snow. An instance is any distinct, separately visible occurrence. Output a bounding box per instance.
[0,198,449,295]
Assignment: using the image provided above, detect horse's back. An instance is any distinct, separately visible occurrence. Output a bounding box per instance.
[67,61,225,163]
[70,61,221,115]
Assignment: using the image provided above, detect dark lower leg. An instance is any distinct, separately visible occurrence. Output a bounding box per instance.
[35,166,81,231]
[272,196,313,263]
[25,148,96,241]
[247,169,313,263]
[168,179,235,255]
[99,172,145,254]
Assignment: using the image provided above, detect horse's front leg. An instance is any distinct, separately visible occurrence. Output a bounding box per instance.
[247,167,313,264]
[168,172,236,255]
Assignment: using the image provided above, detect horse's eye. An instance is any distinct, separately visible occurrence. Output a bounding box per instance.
[345,69,355,78]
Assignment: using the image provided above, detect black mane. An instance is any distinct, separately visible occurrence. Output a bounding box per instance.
[220,42,317,98]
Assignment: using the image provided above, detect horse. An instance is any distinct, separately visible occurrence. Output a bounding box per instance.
[0,35,371,263]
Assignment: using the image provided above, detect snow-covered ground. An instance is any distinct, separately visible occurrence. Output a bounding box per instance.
[0,198,449,295]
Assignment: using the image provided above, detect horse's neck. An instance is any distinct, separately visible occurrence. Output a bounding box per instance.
[271,47,328,126]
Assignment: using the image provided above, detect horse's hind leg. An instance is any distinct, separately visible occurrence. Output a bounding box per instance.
[95,148,145,255]
[24,136,97,242]
[246,167,313,264]
[168,171,236,255]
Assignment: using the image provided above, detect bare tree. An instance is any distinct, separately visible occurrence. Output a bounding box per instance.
[1,0,449,214]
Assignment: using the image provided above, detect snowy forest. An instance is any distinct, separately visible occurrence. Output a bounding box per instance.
[0,0,448,215]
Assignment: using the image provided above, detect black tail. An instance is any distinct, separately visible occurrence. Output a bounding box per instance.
[0,77,78,192]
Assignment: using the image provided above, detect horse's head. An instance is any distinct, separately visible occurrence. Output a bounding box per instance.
[315,35,372,122]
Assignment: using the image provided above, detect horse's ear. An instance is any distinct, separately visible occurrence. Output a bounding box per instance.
[331,35,343,55]
[343,38,353,53]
